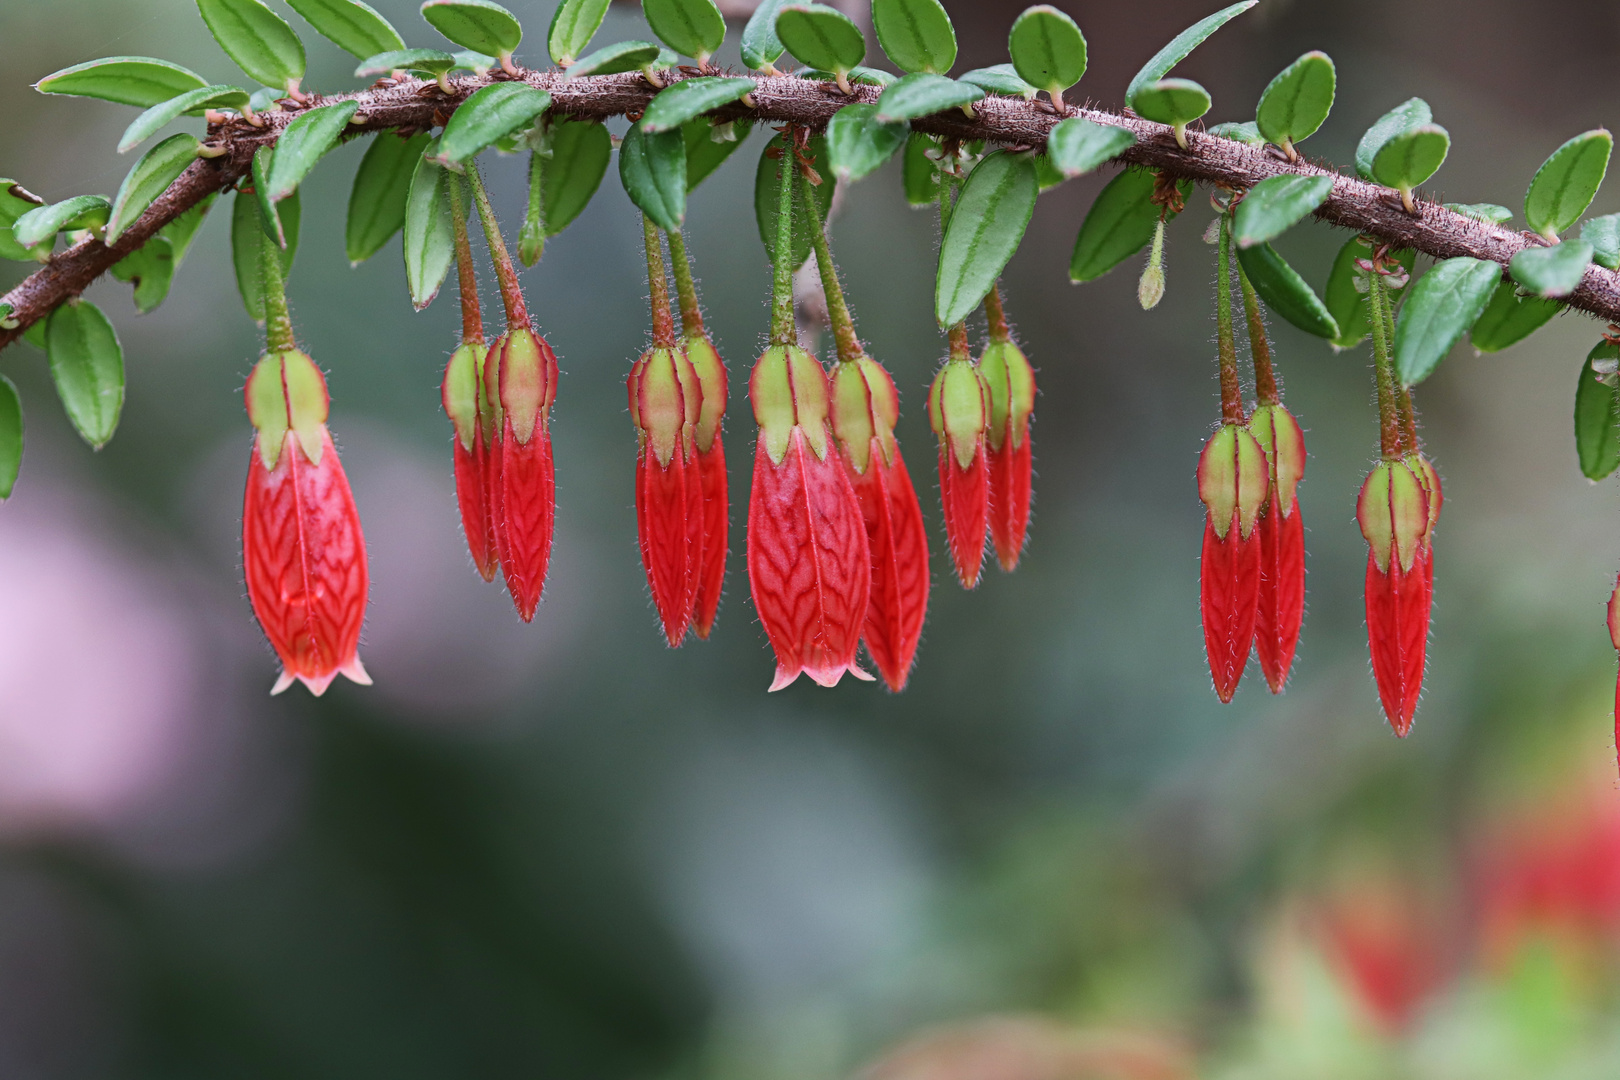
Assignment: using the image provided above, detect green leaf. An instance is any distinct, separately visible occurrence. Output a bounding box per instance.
[565,40,663,76]
[797,65,893,86]
[777,4,865,76]
[1445,201,1512,225]
[1045,117,1134,179]
[1255,50,1334,151]
[106,133,197,244]
[1355,97,1430,181]
[641,77,755,133]
[1008,5,1086,99]
[1322,240,1414,350]
[1525,129,1613,240]
[1126,1,1255,102]
[755,133,835,269]
[250,144,287,248]
[1509,239,1593,299]
[110,235,177,313]
[1581,213,1620,270]
[1232,174,1332,248]
[197,0,306,90]
[825,103,907,182]
[643,0,727,63]
[548,0,610,65]
[935,151,1037,326]
[266,100,359,201]
[46,300,124,449]
[958,63,1035,99]
[285,0,403,58]
[684,117,751,189]
[1370,124,1449,193]
[1128,78,1210,127]
[35,56,208,108]
[1575,341,1620,480]
[1208,120,1263,146]
[871,0,956,75]
[1391,256,1500,384]
[1069,168,1187,283]
[118,84,248,154]
[355,48,457,77]
[437,83,550,163]
[874,73,983,123]
[231,188,300,321]
[453,49,498,72]
[903,131,941,206]
[545,118,612,233]
[161,192,215,267]
[1470,279,1561,353]
[14,195,110,249]
[402,145,454,310]
[619,121,686,232]
[421,0,523,60]
[0,375,22,499]
[0,182,49,262]
[741,0,791,70]
[1235,241,1338,338]
[346,131,431,263]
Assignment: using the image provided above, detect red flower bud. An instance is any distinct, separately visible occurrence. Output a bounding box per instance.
[1197,423,1270,702]
[442,341,497,581]
[928,356,991,589]
[242,350,370,696]
[1609,575,1620,779]
[1249,403,1307,693]
[629,343,705,645]
[1358,459,1433,735]
[486,326,559,622]
[832,357,930,692]
[748,344,873,690]
[980,337,1036,573]
[687,335,730,640]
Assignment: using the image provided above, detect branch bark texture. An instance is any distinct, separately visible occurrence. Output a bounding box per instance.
[4,66,1616,355]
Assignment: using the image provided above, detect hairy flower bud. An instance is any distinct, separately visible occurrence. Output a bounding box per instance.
[242,350,370,696]
[1358,459,1434,736]
[928,357,991,588]
[442,341,497,581]
[979,337,1036,572]
[1249,403,1307,692]
[486,326,560,621]
[686,334,730,640]
[629,344,705,645]
[1197,423,1270,702]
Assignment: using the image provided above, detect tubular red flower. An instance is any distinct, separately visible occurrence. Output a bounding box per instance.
[442,341,497,581]
[242,350,370,696]
[1198,423,1269,702]
[929,349,991,589]
[629,344,704,645]
[1250,403,1307,693]
[1358,459,1432,735]
[687,336,729,639]
[487,326,559,622]
[980,290,1036,573]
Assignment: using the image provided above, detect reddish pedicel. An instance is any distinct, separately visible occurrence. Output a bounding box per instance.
[1249,403,1307,692]
[1197,423,1270,702]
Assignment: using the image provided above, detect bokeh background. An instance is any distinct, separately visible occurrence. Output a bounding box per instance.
[2,0,1620,1075]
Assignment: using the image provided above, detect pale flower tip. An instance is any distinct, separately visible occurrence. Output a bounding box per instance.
[768,666,801,692]
[299,670,339,697]
[340,655,373,687]
[848,663,876,683]
[270,669,297,696]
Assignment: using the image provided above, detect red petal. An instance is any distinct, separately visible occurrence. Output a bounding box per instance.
[453,429,498,582]
[849,438,930,692]
[1201,515,1262,703]
[1254,501,1305,693]
[747,428,872,690]
[692,438,729,639]
[497,418,555,622]
[636,443,699,646]
[986,421,1032,572]
[243,429,369,694]
[938,438,989,589]
[1364,549,1430,736]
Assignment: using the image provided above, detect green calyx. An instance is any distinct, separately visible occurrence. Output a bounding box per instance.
[927,358,988,470]
[442,340,488,451]
[495,327,553,445]
[684,334,726,453]
[1357,459,1428,574]
[634,345,698,467]
[751,343,830,465]
[830,356,900,474]
[1248,402,1305,517]
[1197,423,1269,541]
[245,349,328,470]
[979,338,1035,452]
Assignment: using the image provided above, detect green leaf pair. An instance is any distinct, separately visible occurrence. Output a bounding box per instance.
[1357,98,1449,205]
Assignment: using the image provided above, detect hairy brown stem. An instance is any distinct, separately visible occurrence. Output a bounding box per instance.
[4,68,1618,355]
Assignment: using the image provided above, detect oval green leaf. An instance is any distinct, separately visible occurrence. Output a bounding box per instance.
[566,39,662,77]
[1128,78,1210,127]
[1208,120,1263,146]
[286,0,403,58]
[1045,117,1134,179]
[232,188,300,321]
[1445,201,1512,225]
[755,133,834,269]
[871,0,956,75]
[1470,279,1561,353]
[1235,241,1338,339]
[1070,168,1188,283]
[346,131,431,263]
[46,300,124,449]
[777,4,865,75]
[797,66,892,86]
[1525,129,1613,240]
[1255,50,1334,150]
[197,0,306,89]
[643,0,726,63]
[355,48,457,77]
[14,195,111,249]
[0,182,49,262]
[0,375,21,499]
[402,148,454,310]
[1508,239,1593,299]
[620,121,687,232]
[548,0,610,65]
[642,77,755,134]
[438,84,550,165]
[544,118,612,234]
[874,73,983,123]
[106,133,198,244]
[741,0,791,69]
[903,132,941,207]
[825,103,907,182]
[685,117,751,189]
[1126,0,1255,102]
[266,100,359,202]
[959,63,1034,99]
[1371,124,1449,193]
[1581,212,1620,270]
[1232,174,1332,249]
[35,56,208,108]
[421,0,522,59]
[110,235,177,313]
[1355,97,1430,181]
[1575,341,1620,481]
[118,84,248,154]
[1391,256,1500,385]
[936,151,1037,326]
[1008,5,1086,99]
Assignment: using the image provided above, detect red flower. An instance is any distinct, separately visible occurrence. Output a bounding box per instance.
[980,289,1036,573]
[442,340,497,581]
[831,357,930,692]
[748,344,873,690]
[242,349,370,696]
[1197,423,1270,702]
[1358,458,1433,735]
[928,352,991,589]
[687,335,729,640]
[485,326,558,622]
[1249,403,1307,692]
[629,343,705,645]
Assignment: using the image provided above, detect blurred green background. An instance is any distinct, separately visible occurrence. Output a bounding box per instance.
[2,0,1620,1076]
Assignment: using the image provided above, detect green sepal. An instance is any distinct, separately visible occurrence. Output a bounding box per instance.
[442,341,487,451]
[752,343,830,463]
[927,357,987,470]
